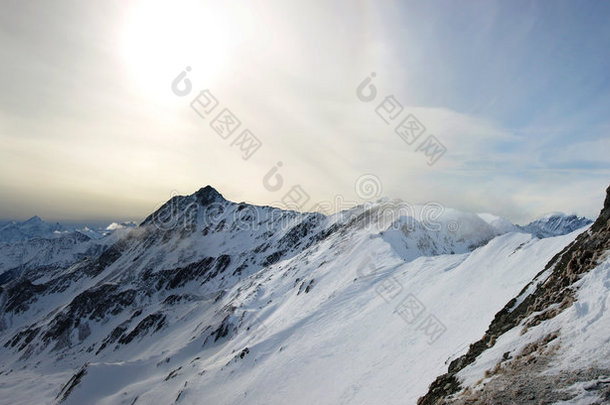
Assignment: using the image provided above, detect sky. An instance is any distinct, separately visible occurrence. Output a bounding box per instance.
[0,0,609,224]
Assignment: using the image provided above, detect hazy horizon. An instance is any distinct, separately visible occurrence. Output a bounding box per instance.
[0,182,605,227]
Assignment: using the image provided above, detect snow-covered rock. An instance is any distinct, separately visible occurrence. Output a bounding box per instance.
[419,186,610,405]
[0,185,606,405]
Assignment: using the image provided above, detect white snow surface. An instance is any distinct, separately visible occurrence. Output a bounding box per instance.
[0,194,590,405]
[455,242,610,403]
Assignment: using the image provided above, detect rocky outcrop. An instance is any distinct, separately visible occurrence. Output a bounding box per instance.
[418,185,610,404]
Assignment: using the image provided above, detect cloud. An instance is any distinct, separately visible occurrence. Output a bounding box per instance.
[0,0,608,224]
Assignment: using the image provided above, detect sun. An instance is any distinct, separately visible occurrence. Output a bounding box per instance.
[120,0,243,101]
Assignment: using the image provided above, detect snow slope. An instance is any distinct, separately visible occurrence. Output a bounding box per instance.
[451,256,610,404]
[0,186,591,405]
[419,185,610,404]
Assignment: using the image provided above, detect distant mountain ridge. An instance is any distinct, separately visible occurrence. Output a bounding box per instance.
[0,216,137,244]
[2,202,590,246]
[0,216,65,244]
[476,212,592,239]
[0,218,137,285]
[517,213,593,239]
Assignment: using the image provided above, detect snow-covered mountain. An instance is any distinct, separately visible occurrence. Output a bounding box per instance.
[420,186,610,404]
[0,216,66,244]
[0,218,139,285]
[0,216,137,245]
[0,185,607,405]
[517,213,593,239]
[0,231,98,285]
[476,212,593,239]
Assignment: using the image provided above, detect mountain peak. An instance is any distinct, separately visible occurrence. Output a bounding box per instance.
[140,186,228,228]
[24,215,43,223]
[194,185,225,205]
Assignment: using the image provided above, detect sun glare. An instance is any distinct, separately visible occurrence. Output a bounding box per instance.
[121,0,243,101]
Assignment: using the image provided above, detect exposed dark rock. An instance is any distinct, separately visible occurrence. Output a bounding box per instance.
[297,279,315,295]
[215,255,231,274]
[449,336,610,404]
[140,186,226,228]
[4,326,40,351]
[96,322,129,354]
[278,213,324,249]
[263,250,285,267]
[41,284,137,350]
[204,255,232,281]
[195,186,225,205]
[163,294,194,305]
[210,315,233,342]
[86,244,123,277]
[162,257,214,289]
[118,312,166,344]
[418,185,610,405]
[232,262,248,276]
[56,363,88,402]
[165,366,182,381]
[0,268,20,285]
[3,280,47,313]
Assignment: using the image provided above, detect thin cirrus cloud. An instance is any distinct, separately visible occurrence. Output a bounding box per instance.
[0,0,608,223]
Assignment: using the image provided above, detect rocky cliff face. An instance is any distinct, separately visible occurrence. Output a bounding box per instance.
[418,185,610,405]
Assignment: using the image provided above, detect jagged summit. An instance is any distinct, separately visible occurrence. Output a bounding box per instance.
[140,186,228,228]
[24,215,43,223]
[194,185,226,205]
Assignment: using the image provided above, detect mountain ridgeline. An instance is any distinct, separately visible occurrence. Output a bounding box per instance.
[0,185,605,404]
